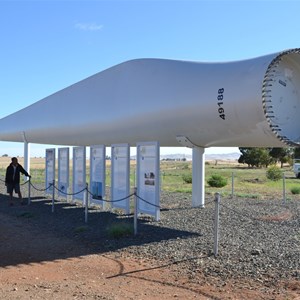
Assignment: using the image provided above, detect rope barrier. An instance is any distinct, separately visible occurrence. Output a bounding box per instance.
[0,177,29,186]
[0,175,246,211]
[29,181,53,192]
[53,184,86,196]
[1,175,292,223]
[135,194,161,208]
[20,180,30,186]
[87,188,135,203]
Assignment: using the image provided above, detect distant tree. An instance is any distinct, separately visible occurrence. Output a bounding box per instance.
[238,147,273,168]
[2,154,8,157]
[269,147,293,168]
[294,147,300,159]
[260,148,275,168]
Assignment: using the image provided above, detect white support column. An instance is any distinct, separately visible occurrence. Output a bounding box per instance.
[22,132,30,176]
[192,147,205,208]
[24,141,30,174]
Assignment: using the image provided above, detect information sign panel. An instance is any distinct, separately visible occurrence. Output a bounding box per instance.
[45,148,55,196]
[72,146,86,202]
[58,147,69,199]
[111,144,130,213]
[90,145,106,206]
[136,141,160,220]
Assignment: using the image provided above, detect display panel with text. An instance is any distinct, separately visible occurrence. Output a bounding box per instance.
[45,148,55,196]
[58,147,69,199]
[111,144,130,214]
[136,141,160,220]
[72,146,86,202]
[90,145,106,207]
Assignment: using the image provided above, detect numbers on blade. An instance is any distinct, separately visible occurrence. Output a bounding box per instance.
[217,88,225,120]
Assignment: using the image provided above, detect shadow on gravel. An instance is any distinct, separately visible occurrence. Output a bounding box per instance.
[0,193,201,268]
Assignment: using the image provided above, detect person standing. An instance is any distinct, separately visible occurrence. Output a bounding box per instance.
[5,157,31,206]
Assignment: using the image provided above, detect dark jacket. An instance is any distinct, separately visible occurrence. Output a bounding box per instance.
[5,163,29,184]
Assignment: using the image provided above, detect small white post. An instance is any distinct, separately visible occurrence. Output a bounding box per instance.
[231,172,234,198]
[134,187,138,236]
[213,192,220,257]
[85,183,89,223]
[282,173,286,205]
[28,179,31,205]
[52,179,55,213]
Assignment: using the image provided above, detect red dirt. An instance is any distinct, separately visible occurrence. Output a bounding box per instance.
[1,211,300,299]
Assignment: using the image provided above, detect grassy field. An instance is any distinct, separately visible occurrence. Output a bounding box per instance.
[160,159,300,200]
[0,157,299,200]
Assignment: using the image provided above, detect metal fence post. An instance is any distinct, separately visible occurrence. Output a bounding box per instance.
[85,183,89,223]
[67,186,71,203]
[213,192,220,257]
[28,178,31,205]
[231,172,234,198]
[282,173,286,205]
[52,179,55,213]
[134,187,138,236]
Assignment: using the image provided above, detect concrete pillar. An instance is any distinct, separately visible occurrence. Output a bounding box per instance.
[192,147,205,207]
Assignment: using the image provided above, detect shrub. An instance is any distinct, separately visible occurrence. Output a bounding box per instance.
[266,165,282,181]
[107,222,133,238]
[182,173,192,184]
[182,163,189,170]
[207,174,227,188]
[291,186,300,195]
[74,225,89,233]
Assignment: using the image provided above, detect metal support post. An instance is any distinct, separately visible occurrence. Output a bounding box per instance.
[134,187,138,236]
[282,173,286,205]
[52,179,55,213]
[231,172,234,198]
[28,178,31,205]
[213,192,220,257]
[85,183,89,223]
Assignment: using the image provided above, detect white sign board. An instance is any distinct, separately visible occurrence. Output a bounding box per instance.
[45,148,55,196]
[72,146,86,202]
[90,145,106,206]
[58,147,69,199]
[136,141,160,220]
[111,144,130,214]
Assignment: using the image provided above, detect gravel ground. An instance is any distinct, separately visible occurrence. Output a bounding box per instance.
[1,181,300,288]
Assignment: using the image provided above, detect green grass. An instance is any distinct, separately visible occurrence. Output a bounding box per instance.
[74,225,89,233]
[160,161,300,199]
[106,222,133,238]
[234,193,261,199]
[1,160,299,200]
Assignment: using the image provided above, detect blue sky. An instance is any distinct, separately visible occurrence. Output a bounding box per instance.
[1,0,299,157]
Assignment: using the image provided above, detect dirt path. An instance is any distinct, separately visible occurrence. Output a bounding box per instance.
[1,208,300,299]
[0,211,214,299]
